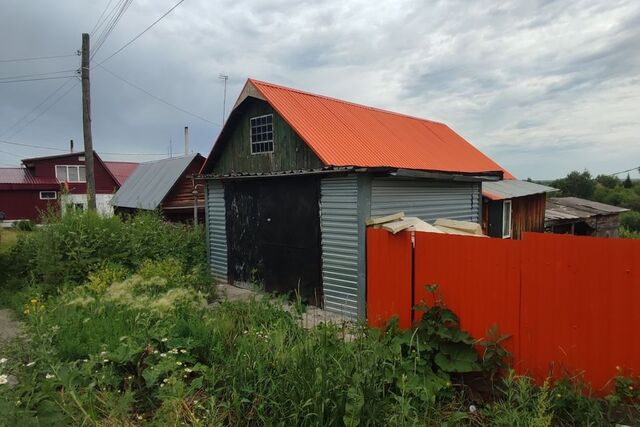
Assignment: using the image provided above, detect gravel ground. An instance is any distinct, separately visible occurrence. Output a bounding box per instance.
[0,309,21,347]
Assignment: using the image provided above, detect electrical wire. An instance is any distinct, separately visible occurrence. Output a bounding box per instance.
[0,69,78,81]
[91,0,134,60]
[4,81,80,140]
[0,54,77,63]
[90,0,117,36]
[0,76,76,84]
[0,138,167,157]
[0,79,76,138]
[96,0,186,65]
[96,64,219,127]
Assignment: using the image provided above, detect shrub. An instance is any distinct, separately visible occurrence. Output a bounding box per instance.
[621,211,640,232]
[12,220,34,232]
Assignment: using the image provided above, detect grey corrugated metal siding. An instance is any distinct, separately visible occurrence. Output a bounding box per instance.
[206,180,228,284]
[320,176,359,318]
[371,178,480,223]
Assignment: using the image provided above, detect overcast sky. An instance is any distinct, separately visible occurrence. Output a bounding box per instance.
[0,0,638,179]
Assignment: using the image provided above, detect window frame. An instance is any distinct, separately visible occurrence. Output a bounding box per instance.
[39,191,57,200]
[502,199,512,238]
[249,114,274,155]
[55,165,86,183]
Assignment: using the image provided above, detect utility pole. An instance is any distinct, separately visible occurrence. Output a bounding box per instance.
[219,74,228,124]
[81,33,97,211]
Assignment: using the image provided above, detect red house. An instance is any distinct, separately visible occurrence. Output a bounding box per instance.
[0,151,138,223]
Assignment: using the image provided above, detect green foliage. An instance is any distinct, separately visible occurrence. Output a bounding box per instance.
[550,377,605,426]
[595,174,621,189]
[12,220,35,232]
[624,174,633,189]
[551,170,595,199]
[479,323,512,383]
[621,211,640,232]
[606,368,640,408]
[480,371,553,427]
[0,210,207,298]
[620,227,640,239]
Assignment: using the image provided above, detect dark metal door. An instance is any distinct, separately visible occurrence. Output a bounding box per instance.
[225,176,322,305]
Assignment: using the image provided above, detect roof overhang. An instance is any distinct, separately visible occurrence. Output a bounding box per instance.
[482,180,558,201]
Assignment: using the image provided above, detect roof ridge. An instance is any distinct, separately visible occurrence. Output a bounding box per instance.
[248,78,445,126]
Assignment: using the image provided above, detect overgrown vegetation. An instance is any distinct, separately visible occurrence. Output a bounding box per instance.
[0,211,638,425]
[550,170,640,236]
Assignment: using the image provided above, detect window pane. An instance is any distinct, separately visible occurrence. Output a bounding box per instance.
[56,166,67,181]
[68,166,79,182]
[78,166,86,182]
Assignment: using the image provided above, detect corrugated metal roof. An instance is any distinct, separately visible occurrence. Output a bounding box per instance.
[545,197,630,222]
[202,79,515,178]
[110,155,198,210]
[104,162,139,186]
[0,168,59,185]
[482,180,557,201]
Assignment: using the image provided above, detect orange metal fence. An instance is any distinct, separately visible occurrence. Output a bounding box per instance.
[366,228,640,393]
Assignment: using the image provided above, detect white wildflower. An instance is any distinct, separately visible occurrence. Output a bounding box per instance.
[160,353,167,358]
[137,415,143,420]
[103,359,109,363]
[0,358,7,364]
[469,405,477,414]
[100,351,107,356]
[83,359,88,363]
[179,349,187,354]
[45,373,54,379]
[26,362,36,367]
[0,374,8,385]
[184,368,192,373]
[163,378,169,383]
[161,338,168,342]
[15,400,21,406]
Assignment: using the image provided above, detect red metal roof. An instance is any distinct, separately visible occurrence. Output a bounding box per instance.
[0,168,59,185]
[104,161,139,186]
[223,79,513,177]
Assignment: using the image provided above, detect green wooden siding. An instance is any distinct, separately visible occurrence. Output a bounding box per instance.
[212,99,324,175]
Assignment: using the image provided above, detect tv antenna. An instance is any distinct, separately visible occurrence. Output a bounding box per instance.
[218,73,228,124]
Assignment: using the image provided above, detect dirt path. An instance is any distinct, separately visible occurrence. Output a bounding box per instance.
[0,308,21,348]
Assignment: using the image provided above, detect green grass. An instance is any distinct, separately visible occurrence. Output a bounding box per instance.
[0,228,18,253]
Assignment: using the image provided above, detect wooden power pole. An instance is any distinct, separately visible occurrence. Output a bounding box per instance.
[81,33,97,211]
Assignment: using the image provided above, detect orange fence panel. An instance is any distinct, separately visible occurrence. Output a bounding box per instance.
[413,233,521,358]
[366,228,413,329]
[366,229,640,393]
[520,232,640,391]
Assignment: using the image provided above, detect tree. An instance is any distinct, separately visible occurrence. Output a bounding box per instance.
[623,174,633,188]
[595,174,620,189]
[551,170,595,199]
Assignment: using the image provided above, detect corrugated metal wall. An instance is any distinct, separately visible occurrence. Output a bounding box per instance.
[320,176,360,318]
[371,178,480,223]
[206,180,228,284]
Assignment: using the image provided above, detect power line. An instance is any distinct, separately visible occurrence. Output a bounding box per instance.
[0,148,26,159]
[96,64,219,126]
[0,53,77,63]
[0,79,76,137]
[0,76,77,84]
[0,69,78,81]
[0,138,167,157]
[4,81,80,139]
[96,0,186,65]
[91,0,134,60]
[610,166,640,176]
[90,0,117,36]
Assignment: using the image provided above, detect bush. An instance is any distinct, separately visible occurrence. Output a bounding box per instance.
[1,210,208,297]
[621,211,640,232]
[12,220,34,232]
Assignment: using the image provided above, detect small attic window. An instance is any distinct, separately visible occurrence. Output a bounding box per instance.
[250,114,274,154]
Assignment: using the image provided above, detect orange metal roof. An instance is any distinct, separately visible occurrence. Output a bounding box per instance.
[204,79,514,177]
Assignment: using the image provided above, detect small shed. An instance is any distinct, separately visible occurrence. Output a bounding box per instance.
[111,154,205,223]
[545,197,629,238]
[482,180,557,239]
[200,78,512,319]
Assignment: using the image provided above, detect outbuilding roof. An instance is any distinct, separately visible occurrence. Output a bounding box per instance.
[545,197,629,221]
[483,180,556,201]
[110,154,201,210]
[202,79,514,178]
